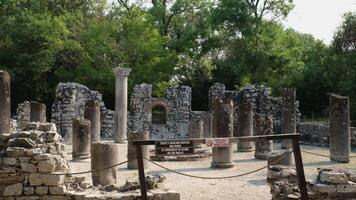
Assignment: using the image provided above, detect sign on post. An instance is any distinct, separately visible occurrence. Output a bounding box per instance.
[206,138,230,147]
[155,140,194,156]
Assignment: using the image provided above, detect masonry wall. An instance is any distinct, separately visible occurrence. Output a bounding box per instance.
[51,82,114,143]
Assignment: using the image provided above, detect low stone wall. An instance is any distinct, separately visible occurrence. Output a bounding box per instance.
[269,166,356,199]
[298,122,356,147]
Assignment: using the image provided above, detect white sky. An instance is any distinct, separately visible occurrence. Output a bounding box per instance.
[284,0,356,44]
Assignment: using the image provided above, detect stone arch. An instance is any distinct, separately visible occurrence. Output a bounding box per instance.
[150,101,168,125]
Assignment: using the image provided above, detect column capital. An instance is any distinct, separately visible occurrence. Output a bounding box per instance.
[113,67,131,76]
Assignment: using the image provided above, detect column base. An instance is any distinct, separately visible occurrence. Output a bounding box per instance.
[210,162,235,169]
[331,157,350,163]
[72,154,90,160]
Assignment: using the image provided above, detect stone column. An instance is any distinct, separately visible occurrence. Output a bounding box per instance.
[189,119,204,148]
[237,101,254,152]
[211,97,234,168]
[254,114,273,160]
[72,118,91,160]
[113,67,131,143]
[85,100,101,143]
[127,131,149,169]
[91,142,120,185]
[0,70,11,134]
[30,101,46,122]
[329,94,350,163]
[281,88,296,149]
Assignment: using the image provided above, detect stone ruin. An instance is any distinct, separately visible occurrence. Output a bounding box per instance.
[268,166,356,199]
[0,122,180,200]
[51,82,114,143]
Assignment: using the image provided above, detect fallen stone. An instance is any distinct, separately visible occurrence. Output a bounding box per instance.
[3,183,23,196]
[152,190,180,200]
[336,183,356,193]
[310,183,337,193]
[319,171,349,184]
[38,123,57,132]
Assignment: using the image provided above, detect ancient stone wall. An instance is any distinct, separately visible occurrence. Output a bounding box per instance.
[51,82,113,143]
[209,83,301,134]
[298,122,356,147]
[129,84,206,139]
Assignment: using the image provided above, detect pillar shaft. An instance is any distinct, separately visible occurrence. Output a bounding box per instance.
[211,98,234,168]
[127,131,149,169]
[91,142,120,186]
[113,67,131,143]
[281,88,296,149]
[72,118,91,160]
[237,101,254,152]
[189,119,204,148]
[254,114,273,160]
[329,94,350,163]
[0,70,11,134]
[30,101,46,123]
[85,100,101,143]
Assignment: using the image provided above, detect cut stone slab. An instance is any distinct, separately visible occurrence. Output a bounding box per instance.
[3,183,23,196]
[29,173,64,186]
[319,171,349,184]
[35,186,49,195]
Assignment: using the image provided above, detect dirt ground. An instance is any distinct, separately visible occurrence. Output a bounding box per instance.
[68,142,356,200]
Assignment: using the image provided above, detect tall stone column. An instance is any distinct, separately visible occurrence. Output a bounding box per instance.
[30,101,46,122]
[281,88,296,149]
[237,101,254,152]
[211,97,234,168]
[72,118,91,160]
[329,94,350,163]
[113,67,131,143]
[85,100,101,143]
[127,131,150,169]
[91,142,120,185]
[254,114,273,160]
[0,70,11,134]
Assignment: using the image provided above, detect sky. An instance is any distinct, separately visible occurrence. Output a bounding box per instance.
[284,0,356,44]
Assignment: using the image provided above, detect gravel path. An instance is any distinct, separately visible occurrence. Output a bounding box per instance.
[68,142,356,200]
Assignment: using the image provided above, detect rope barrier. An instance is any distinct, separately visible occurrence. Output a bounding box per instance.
[300,149,356,159]
[143,151,294,180]
[0,159,133,176]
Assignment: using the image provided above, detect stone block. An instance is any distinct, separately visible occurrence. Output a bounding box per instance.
[18,157,31,163]
[29,173,64,186]
[0,173,26,185]
[16,196,41,200]
[7,138,36,148]
[3,183,23,196]
[38,160,56,173]
[311,183,336,193]
[35,186,48,195]
[24,148,43,156]
[29,130,44,141]
[152,191,180,200]
[38,123,57,132]
[336,183,356,193]
[42,196,68,200]
[6,147,26,157]
[20,163,37,172]
[49,186,66,195]
[319,171,349,184]
[23,187,35,195]
[3,157,17,166]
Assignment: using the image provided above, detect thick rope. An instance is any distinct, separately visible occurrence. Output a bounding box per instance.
[143,151,294,180]
[300,149,356,159]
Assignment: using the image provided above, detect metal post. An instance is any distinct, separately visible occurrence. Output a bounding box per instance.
[136,144,147,200]
[292,137,308,200]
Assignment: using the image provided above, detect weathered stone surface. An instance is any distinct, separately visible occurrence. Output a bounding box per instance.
[16,196,41,200]
[49,186,66,195]
[0,173,25,185]
[29,173,64,186]
[38,160,56,173]
[42,195,68,200]
[236,101,254,152]
[30,101,46,123]
[127,131,149,169]
[329,94,350,163]
[254,114,273,160]
[72,118,91,160]
[23,186,35,195]
[51,82,113,143]
[319,171,349,184]
[3,183,23,196]
[152,191,180,200]
[20,163,37,173]
[281,88,296,149]
[84,100,101,143]
[2,157,17,166]
[0,70,11,135]
[311,183,337,193]
[35,186,48,195]
[7,138,36,149]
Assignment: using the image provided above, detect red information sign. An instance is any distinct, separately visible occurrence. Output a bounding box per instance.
[206,138,230,147]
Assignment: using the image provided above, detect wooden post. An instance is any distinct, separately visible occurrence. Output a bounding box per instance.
[136,144,147,200]
[292,137,308,200]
